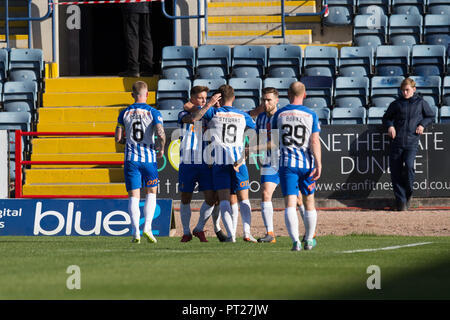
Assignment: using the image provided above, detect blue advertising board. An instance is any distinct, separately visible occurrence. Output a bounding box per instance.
[0,199,173,236]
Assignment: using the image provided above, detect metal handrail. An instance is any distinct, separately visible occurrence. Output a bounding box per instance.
[161,0,208,46]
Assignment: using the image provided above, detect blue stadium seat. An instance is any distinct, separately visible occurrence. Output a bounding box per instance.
[334,76,370,108]
[267,45,302,78]
[427,0,450,15]
[367,106,389,123]
[370,76,405,107]
[392,0,425,14]
[196,45,230,79]
[300,76,334,108]
[323,0,355,26]
[303,46,338,77]
[156,79,191,110]
[228,78,262,111]
[0,49,8,82]
[331,106,367,124]
[158,110,180,123]
[443,76,450,105]
[409,75,442,106]
[430,105,439,122]
[439,105,450,123]
[357,0,390,14]
[312,107,331,125]
[389,14,423,46]
[161,46,195,80]
[353,14,388,49]
[3,81,38,116]
[263,77,297,108]
[9,48,44,82]
[424,14,450,47]
[339,46,374,77]
[231,45,267,78]
[411,44,446,76]
[375,45,410,76]
[192,78,227,98]
[0,111,32,158]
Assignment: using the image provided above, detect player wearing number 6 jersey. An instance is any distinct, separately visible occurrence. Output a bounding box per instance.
[115,81,166,244]
[272,81,322,251]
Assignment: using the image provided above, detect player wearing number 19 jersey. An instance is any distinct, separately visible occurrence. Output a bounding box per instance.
[272,81,322,251]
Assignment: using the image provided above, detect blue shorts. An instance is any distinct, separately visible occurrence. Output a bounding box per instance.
[212,164,250,192]
[179,163,214,193]
[279,166,316,196]
[124,161,159,192]
[260,165,280,185]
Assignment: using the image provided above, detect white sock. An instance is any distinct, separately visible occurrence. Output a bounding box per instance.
[231,203,239,236]
[239,200,252,237]
[180,203,191,235]
[194,201,214,232]
[220,200,234,239]
[304,210,317,241]
[128,197,141,238]
[284,207,300,243]
[143,193,156,234]
[261,201,274,234]
[298,204,305,223]
[211,205,221,233]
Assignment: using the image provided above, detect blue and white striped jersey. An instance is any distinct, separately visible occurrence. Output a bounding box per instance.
[117,103,163,163]
[203,106,256,165]
[272,104,320,168]
[255,111,279,172]
[177,107,209,165]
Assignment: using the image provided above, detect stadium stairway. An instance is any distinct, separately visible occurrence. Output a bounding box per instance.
[0,0,29,48]
[21,76,158,197]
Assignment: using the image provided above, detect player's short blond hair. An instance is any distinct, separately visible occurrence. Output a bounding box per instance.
[288,81,306,97]
[401,78,416,89]
[132,81,148,96]
[262,87,279,98]
[218,84,235,101]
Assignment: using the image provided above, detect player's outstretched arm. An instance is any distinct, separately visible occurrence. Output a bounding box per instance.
[155,123,166,158]
[115,126,125,144]
[182,93,221,124]
[309,132,322,181]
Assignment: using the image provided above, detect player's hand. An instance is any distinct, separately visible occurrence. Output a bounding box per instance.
[233,159,244,172]
[310,165,322,181]
[388,126,396,139]
[207,93,221,108]
[156,149,164,159]
[416,125,424,135]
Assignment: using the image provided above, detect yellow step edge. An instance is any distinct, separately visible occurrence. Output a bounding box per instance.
[37,122,118,132]
[298,43,352,50]
[32,137,123,154]
[42,91,156,107]
[30,153,124,168]
[38,107,124,124]
[209,1,316,8]
[208,29,311,37]
[209,15,321,23]
[22,183,127,196]
[25,168,124,184]
[0,34,28,40]
[45,77,158,93]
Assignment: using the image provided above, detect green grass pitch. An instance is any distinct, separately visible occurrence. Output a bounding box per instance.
[1,235,449,300]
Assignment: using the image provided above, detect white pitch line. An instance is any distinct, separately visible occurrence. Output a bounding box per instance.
[339,242,433,254]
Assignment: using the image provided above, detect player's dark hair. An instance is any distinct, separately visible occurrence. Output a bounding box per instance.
[190,85,209,96]
[262,87,279,97]
[217,84,234,101]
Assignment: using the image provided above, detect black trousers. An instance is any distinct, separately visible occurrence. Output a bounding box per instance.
[389,145,418,204]
[123,12,153,73]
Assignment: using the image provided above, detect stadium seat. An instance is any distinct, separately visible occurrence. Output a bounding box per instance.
[303,46,338,77]
[3,81,38,116]
[439,105,450,123]
[156,79,191,110]
[9,48,44,82]
[375,45,410,76]
[263,77,297,108]
[370,76,405,107]
[0,49,8,82]
[389,14,423,47]
[312,107,331,125]
[409,75,442,106]
[430,105,439,122]
[443,76,450,105]
[323,0,355,26]
[357,0,390,14]
[392,0,425,14]
[300,76,334,108]
[334,76,370,108]
[158,110,180,123]
[339,46,374,77]
[353,14,388,49]
[196,45,230,79]
[0,111,32,158]
[427,0,450,15]
[423,14,450,47]
[192,78,227,98]
[161,46,195,80]
[267,45,302,78]
[228,78,262,111]
[331,106,367,124]
[367,106,389,124]
[231,45,267,78]
[411,44,446,76]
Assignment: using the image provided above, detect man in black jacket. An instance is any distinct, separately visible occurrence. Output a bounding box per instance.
[382,78,435,211]
[119,2,154,77]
